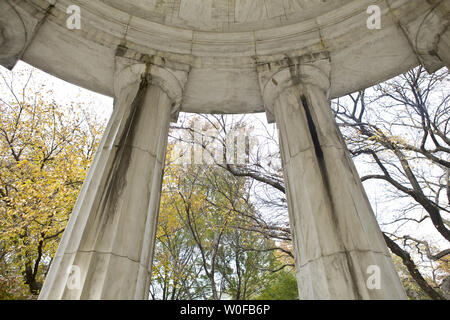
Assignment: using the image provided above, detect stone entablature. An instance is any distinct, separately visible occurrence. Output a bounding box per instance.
[388,0,450,73]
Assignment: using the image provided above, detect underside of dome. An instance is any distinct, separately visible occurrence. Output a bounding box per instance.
[100,0,353,32]
[0,0,448,114]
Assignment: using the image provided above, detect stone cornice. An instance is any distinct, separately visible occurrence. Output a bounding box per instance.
[391,0,450,72]
[2,0,446,114]
[11,0,428,64]
[0,0,57,70]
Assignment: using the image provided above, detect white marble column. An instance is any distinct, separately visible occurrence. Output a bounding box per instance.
[0,1,27,69]
[39,59,188,300]
[428,0,450,69]
[258,54,407,300]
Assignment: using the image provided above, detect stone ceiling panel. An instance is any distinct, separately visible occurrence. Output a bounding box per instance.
[99,0,353,31]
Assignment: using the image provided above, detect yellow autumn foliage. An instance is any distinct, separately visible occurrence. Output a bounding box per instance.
[0,68,105,296]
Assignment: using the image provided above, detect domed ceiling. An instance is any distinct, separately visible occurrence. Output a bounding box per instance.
[100,0,352,31]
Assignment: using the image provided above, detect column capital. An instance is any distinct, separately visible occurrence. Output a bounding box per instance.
[274,68,407,299]
[409,0,450,72]
[114,49,191,121]
[256,52,331,123]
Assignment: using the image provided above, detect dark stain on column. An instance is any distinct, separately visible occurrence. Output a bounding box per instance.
[300,93,363,300]
[98,72,151,222]
[300,95,323,161]
[10,2,55,70]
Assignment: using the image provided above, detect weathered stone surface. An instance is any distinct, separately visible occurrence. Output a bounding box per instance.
[0,0,46,69]
[1,1,448,112]
[435,0,450,68]
[38,61,187,299]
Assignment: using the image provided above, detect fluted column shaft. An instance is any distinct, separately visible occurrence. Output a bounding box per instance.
[259,54,407,299]
[39,61,186,300]
[408,0,450,72]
